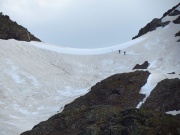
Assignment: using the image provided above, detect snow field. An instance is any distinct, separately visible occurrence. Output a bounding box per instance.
[0,7,180,134]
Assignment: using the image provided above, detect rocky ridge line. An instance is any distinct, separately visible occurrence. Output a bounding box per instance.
[132,3,180,40]
[0,12,41,42]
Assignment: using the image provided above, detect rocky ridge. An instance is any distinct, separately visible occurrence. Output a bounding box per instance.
[63,71,150,112]
[132,3,180,40]
[0,12,41,42]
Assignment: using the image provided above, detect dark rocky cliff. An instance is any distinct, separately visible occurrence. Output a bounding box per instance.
[0,12,41,42]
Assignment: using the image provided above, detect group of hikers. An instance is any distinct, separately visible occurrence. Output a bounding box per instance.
[118,50,126,55]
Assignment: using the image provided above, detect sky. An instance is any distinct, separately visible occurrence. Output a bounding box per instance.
[0,0,179,48]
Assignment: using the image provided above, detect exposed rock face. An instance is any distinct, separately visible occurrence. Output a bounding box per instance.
[132,3,180,40]
[132,61,149,70]
[132,19,170,40]
[172,10,180,42]
[63,71,150,112]
[21,107,180,135]
[161,3,180,18]
[173,16,180,24]
[175,31,180,37]
[0,12,41,42]
[142,78,180,112]
[169,10,180,16]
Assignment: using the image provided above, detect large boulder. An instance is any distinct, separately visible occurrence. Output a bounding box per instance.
[132,61,149,70]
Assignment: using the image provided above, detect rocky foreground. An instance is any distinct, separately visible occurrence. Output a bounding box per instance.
[21,71,180,135]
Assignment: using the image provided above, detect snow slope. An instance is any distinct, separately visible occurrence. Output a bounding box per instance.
[0,11,180,135]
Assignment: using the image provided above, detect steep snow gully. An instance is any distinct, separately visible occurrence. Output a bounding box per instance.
[0,6,180,135]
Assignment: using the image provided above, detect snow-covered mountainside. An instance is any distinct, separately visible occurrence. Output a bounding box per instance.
[0,4,180,135]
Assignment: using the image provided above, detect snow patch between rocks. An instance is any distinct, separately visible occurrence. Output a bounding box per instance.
[166,110,180,115]
[136,74,156,108]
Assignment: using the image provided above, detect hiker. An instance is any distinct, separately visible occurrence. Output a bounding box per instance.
[124,51,126,55]
[119,50,121,54]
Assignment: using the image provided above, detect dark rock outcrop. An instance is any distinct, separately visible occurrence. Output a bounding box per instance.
[169,10,180,16]
[0,12,41,42]
[175,31,180,37]
[63,71,150,112]
[167,72,176,74]
[142,78,180,112]
[132,3,180,40]
[132,61,149,70]
[132,19,170,39]
[161,3,180,18]
[21,107,180,135]
[173,16,180,24]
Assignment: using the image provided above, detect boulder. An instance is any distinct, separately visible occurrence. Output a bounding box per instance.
[132,61,149,70]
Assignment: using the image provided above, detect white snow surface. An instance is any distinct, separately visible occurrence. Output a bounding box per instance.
[166,110,180,115]
[0,9,180,135]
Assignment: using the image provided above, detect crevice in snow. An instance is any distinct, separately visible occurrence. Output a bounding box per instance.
[166,110,180,115]
[49,61,71,75]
